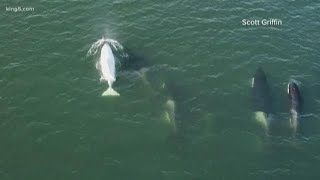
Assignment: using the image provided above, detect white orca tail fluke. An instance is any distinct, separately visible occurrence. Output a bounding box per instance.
[102,87,120,96]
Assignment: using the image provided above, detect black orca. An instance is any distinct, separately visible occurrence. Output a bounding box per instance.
[120,48,149,71]
[251,67,272,130]
[288,81,302,133]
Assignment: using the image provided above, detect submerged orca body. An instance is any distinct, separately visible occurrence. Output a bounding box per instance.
[163,81,189,144]
[252,68,272,130]
[121,48,149,71]
[288,81,302,133]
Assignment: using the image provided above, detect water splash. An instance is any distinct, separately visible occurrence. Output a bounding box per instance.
[87,38,105,56]
[87,37,128,58]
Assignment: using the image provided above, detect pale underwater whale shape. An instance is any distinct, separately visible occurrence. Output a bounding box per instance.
[97,43,119,96]
[162,81,190,144]
[251,67,272,131]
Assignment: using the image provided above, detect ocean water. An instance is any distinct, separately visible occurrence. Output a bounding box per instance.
[1,0,320,179]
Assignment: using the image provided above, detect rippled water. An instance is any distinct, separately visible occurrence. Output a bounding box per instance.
[1,0,320,179]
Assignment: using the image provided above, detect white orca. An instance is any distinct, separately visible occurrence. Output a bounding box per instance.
[97,43,119,96]
[88,38,126,96]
